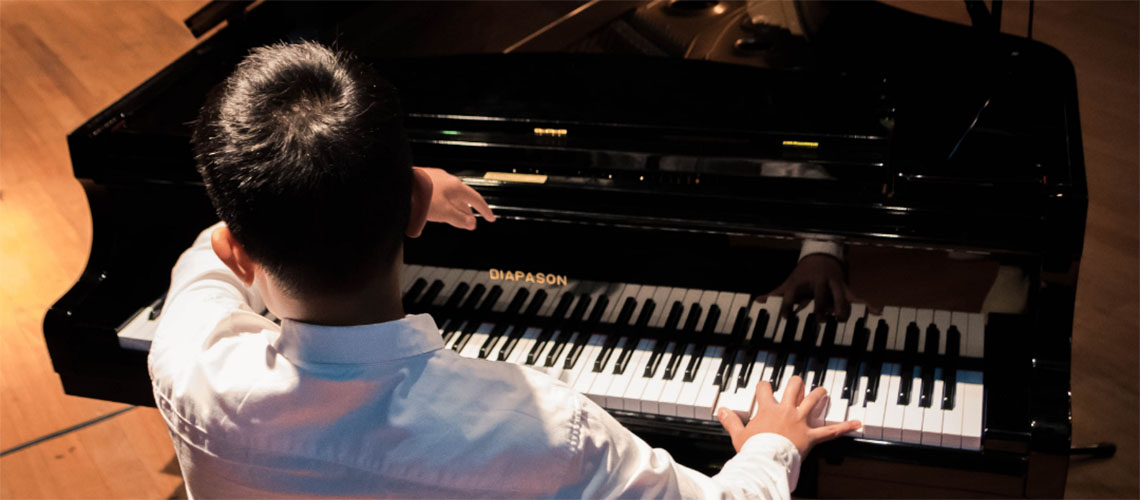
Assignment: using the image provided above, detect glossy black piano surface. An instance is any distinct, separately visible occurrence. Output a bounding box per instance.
[46,1,1085,497]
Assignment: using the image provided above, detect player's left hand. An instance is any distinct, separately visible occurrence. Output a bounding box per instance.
[416,167,496,230]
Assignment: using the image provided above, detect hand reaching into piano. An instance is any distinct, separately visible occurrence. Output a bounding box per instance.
[764,254,881,321]
[717,376,861,457]
[416,167,496,230]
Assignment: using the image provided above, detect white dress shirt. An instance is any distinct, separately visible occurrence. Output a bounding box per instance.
[149,225,802,499]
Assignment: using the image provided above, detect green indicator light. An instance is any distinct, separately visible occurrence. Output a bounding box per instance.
[441,130,461,136]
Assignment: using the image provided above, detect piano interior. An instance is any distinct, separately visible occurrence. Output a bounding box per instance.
[46,1,1086,497]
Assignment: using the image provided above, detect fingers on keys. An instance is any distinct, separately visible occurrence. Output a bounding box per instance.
[809,419,863,443]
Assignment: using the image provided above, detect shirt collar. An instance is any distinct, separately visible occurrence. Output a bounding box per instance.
[271,313,443,364]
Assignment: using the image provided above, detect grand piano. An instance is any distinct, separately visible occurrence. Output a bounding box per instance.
[45,1,1086,497]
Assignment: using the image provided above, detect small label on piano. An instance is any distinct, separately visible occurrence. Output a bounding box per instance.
[484,172,548,184]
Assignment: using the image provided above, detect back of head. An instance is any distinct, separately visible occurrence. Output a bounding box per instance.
[192,41,412,296]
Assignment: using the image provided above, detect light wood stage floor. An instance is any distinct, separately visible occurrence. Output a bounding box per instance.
[1,1,1135,498]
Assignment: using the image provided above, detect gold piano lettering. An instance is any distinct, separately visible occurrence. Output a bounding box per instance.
[488,269,568,286]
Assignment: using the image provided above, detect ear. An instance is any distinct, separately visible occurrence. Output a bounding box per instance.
[211,225,257,286]
[406,167,432,238]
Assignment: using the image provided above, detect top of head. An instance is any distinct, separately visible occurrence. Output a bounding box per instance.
[192,41,413,297]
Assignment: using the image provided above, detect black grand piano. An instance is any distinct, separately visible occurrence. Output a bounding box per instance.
[45,1,1086,497]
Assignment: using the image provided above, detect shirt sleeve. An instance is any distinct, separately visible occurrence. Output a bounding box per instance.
[566,395,800,500]
[799,239,844,262]
[149,223,269,380]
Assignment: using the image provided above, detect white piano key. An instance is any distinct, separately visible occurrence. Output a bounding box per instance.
[605,338,650,409]
[881,364,905,442]
[676,345,716,418]
[713,293,742,334]
[915,309,934,352]
[592,334,638,410]
[921,370,945,446]
[847,371,868,437]
[658,344,697,416]
[504,327,541,365]
[693,346,726,420]
[862,363,895,440]
[571,334,609,401]
[638,341,676,415]
[629,286,658,325]
[961,370,984,450]
[648,288,676,328]
[896,308,917,350]
[457,323,494,359]
[587,336,627,408]
[675,289,705,328]
[933,310,952,355]
[620,339,658,411]
[400,264,425,292]
[880,306,901,350]
[792,303,814,342]
[840,303,867,345]
[967,313,986,358]
[941,370,966,449]
[606,284,640,324]
[563,334,605,387]
[444,269,481,306]
[900,368,925,444]
[726,350,770,421]
[772,353,797,404]
[823,358,848,426]
[543,332,581,381]
[756,296,783,340]
[695,290,721,331]
[489,277,523,313]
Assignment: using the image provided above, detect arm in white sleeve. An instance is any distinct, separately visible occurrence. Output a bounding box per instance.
[799,239,844,262]
[566,395,800,499]
[149,223,269,376]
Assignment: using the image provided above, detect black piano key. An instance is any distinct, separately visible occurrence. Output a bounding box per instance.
[451,285,502,353]
[662,344,688,380]
[683,305,720,382]
[808,316,838,390]
[780,314,798,343]
[841,319,868,399]
[767,314,798,386]
[898,322,920,405]
[441,283,483,345]
[479,288,529,358]
[821,316,838,347]
[497,289,547,361]
[546,295,592,366]
[792,313,818,378]
[737,308,770,389]
[919,324,940,408]
[716,307,750,389]
[613,300,655,374]
[644,301,684,378]
[525,293,574,365]
[402,278,427,311]
[942,325,961,410]
[865,319,890,402]
[416,280,446,312]
[682,303,703,333]
[569,296,629,369]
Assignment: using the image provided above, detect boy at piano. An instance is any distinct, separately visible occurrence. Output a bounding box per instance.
[148,41,860,499]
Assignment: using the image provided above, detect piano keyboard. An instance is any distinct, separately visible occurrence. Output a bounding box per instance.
[402,265,986,451]
[117,263,986,452]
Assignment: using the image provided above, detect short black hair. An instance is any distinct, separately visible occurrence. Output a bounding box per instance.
[192,41,412,295]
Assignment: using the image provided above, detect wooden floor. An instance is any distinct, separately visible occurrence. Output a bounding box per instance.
[0,1,1135,498]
